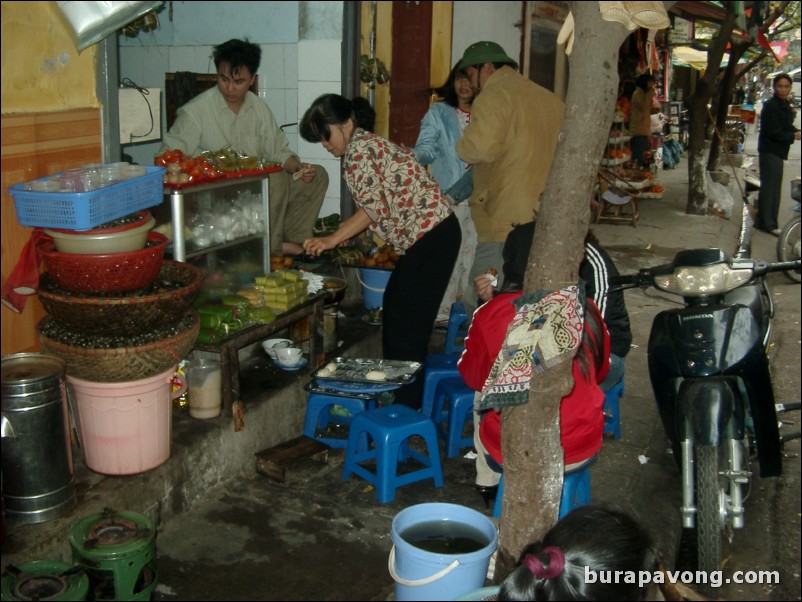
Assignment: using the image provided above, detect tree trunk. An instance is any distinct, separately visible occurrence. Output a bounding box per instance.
[708,43,748,173]
[683,4,736,215]
[494,0,630,580]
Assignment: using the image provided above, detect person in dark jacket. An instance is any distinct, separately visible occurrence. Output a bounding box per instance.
[756,73,801,235]
[476,220,631,389]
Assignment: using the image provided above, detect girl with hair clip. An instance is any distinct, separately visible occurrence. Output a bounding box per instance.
[498,504,709,601]
[300,94,461,409]
[499,505,656,601]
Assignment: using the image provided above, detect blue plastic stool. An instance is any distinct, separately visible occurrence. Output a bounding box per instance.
[444,301,469,355]
[493,461,593,520]
[420,302,469,416]
[603,380,624,440]
[421,354,460,418]
[303,392,379,448]
[342,404,444,504]
[431,376,475,458]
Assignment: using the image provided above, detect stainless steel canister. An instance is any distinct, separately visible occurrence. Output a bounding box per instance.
[1,353,76,525]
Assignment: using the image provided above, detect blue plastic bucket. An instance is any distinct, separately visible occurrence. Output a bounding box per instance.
[358,267,392,310]
[389,503,498,601]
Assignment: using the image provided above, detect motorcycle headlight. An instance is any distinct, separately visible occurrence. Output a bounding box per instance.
[654,264,753,296]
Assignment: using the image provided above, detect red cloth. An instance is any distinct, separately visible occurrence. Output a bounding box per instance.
[459,292,609,466]
[1,229,49,313]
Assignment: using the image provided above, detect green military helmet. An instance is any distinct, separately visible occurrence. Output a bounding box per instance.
[458,41,518,71]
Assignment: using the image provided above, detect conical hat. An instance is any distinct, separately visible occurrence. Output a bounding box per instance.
[622,2,670,29]
[599,1,638,31]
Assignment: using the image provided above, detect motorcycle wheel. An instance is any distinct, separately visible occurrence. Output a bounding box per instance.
[777,216,801,283]
[696,446,723,585]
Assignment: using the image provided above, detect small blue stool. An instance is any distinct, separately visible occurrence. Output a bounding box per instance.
[303,392,379,448]
[421,302,469,416]
[431,376,475,458]
[493,460,594,520]
[603,380,624,440]
[444,301,469,355]
[343,404,444,504]
[421,354,460,418]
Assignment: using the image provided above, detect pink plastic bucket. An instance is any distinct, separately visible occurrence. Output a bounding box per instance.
[67,367,178,475]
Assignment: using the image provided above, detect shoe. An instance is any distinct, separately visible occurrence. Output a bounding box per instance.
[475,485,499,509]
[770,228,781,237]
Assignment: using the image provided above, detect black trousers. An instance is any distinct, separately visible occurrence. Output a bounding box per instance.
[383,213,461,409]
[756,152,784,231]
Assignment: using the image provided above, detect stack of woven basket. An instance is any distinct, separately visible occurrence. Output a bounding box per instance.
[35,212,203,383]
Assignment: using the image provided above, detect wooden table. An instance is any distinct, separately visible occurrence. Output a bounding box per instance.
[193,292,327,410]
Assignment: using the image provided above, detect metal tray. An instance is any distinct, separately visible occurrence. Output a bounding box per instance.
[311,357,421,385]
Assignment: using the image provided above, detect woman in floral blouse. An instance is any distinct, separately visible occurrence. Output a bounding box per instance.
[300,94,461,409]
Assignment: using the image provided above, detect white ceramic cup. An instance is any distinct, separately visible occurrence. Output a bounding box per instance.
[275,347,303,367]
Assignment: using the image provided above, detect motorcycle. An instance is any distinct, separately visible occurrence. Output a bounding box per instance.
[611,199,801,585]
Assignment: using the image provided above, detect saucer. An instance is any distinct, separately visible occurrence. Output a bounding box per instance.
[276,357,309,372]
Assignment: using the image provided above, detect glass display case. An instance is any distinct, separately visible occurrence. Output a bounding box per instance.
[156,175,272,290]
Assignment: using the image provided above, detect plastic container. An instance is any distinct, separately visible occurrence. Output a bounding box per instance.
[67,367,180,475]
[44,211,155,254]
[8,166,165,230]
[389,503,498,601]
[38,231,167,293]
[186,359,222,419]
[358,267,392,310]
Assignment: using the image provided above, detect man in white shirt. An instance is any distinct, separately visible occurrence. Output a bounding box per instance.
[161,39,327,256]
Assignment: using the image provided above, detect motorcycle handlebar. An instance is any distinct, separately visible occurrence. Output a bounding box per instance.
[608,270,654,290]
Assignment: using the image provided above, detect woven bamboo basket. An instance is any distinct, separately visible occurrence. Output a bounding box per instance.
[38,261,204,336]
[38,311,200,382]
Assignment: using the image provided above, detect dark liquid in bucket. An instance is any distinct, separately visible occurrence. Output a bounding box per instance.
[401,520,489,554]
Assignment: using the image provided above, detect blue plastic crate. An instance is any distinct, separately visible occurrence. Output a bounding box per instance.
[8,166,165,230]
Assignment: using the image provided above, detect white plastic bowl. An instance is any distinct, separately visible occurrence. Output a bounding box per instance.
[44,214,155,254]
[261,338,293,360]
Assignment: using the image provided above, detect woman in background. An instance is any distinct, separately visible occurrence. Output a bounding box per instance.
[411,63,477,324]
[300,94,461,410]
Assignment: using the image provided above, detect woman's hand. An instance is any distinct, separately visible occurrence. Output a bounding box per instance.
[303,235,335,257]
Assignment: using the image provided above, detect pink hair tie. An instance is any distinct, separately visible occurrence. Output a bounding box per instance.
[523,547,565,580]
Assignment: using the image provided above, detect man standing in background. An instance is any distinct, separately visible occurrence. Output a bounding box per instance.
[455,41,564,313]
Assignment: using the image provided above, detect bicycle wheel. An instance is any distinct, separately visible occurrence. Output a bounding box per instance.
[777,216,801,283]
[696,446,722,593]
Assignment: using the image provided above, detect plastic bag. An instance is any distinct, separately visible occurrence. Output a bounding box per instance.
[706,171,734,218]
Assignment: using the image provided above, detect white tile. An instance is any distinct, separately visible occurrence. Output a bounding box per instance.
[119,46,144,85]
[297,81,340,121]
[195,46,215,73]
[284,44,299,87]
[141,48,169,88]
[260,44,286,88]
[298,40,340,82]
[264,89,286,125]
[319,195,341,218]
[168,46,197,72]
[285,88,298,124]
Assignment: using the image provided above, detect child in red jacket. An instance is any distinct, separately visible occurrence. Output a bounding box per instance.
[458,291,609,472]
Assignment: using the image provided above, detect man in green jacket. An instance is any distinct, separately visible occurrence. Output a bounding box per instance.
[456,41,564,312]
